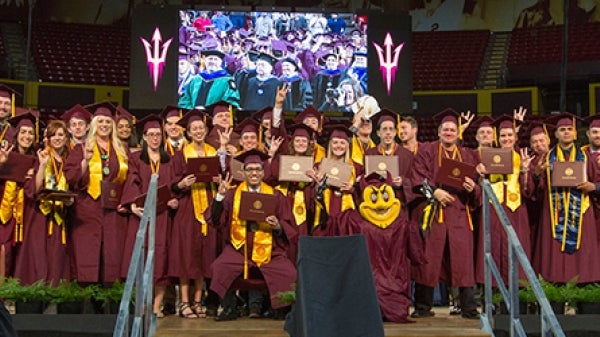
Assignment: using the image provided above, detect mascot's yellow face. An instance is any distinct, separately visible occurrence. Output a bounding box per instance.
[359,184,401,229]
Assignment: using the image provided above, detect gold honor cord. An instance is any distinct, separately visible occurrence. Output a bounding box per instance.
[184,143,217,236]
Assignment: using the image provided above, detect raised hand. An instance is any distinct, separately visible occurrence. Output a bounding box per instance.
[37,147,50,167]
[274,83,289,108]
[217,126,232,148]
[0,144,13,165]
[520,148,534,171]
[268,136,284,157]
[217,172,233,195]
[513,106,527,122]
[459,110,474,132]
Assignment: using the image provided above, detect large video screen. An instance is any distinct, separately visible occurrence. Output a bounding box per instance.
[177,10,369,116]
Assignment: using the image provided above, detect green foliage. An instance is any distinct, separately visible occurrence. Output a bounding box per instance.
[92,280,128,303]
[573,283,600,303]
[275,283,296,306]
[538,276,563,302]
[48,280,96,303]
[492,292,504,304]
[0,279,52,302]
[518,280,536,303]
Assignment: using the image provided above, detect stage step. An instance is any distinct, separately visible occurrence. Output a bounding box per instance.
[155,308,490,337]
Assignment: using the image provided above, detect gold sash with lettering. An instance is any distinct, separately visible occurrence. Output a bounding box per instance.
[87,143,128,199]
[184,142,217,235]
[0,181,24,242]
[489,151,522,212]
[276,182,307,226]
[231,181,274,278]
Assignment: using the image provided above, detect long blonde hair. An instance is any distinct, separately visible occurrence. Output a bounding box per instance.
[327,138,351,163]
[86,116,128,163]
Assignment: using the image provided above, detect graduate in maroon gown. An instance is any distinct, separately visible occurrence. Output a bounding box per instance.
[410,108,481,319]
[268,124,316,262]
[474,115,530,285]
[0,84,21,145]
[120,115,183,318]
[206,149,297,322]
[528,113,600,284]
[582,115,600,247]
[64,102,129,284]
[326,171,415,323]
[204,101,240,153]
[2,113,38,283]
[364,109,415,205]
[61,104,92,151]
[311,124,356,236]
[167,109,220,318]
[161,106,187,157]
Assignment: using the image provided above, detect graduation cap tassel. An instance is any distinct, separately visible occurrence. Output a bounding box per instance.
[11,93,15,117]
[229,105,234,127]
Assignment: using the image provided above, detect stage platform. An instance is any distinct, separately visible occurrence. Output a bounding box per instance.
[155,307,490,337]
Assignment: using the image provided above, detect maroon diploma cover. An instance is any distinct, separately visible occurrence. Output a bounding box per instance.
[239,191,278,222]
[436,158,476,189]
[551,161,586,187]
[186,156,220,182]
[134,184,172,213]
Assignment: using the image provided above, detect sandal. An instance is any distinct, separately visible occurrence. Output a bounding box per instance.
[179,302,199,318]
[191,301,207,318]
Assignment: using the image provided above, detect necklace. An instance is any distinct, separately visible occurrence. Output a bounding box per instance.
[99,142,110,176]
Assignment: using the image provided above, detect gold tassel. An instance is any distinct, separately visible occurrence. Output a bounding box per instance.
[229,105,234,126]
[11,93,15,117]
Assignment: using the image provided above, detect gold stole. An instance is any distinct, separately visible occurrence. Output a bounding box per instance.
[184,142,217,235]
[351,136,375,165]
[87,143,128,199]
[276,182,306,226]
[489,151,521,212]
[231,181,274,278]
[314,143,326,164]
[436,143,473,230]
[314,166,356,228]
[0,123,9,143]
[547,146,590,251]
[0,181,24,242]
[39,155,68,244]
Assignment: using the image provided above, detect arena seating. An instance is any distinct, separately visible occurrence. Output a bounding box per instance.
[509,23,600,66]
[412,30,490,91]
[31,21,129,86]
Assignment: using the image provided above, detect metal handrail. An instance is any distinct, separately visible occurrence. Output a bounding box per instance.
[113,174,158,337]
[481,179,565,337]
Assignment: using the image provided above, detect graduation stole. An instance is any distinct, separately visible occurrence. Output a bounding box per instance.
[313,165,356,228]
[87,142,128,199]
[436,143,474,230]
[276,181,308,226]
[546,145,589,253]
[581,144,600,164]
[351,135,375,165]
[0,123,9,143]
[0,181,24,242]
[39,153,68,245]
[489,150,522,212]
[184,142,217,236]
[314,143,326,164]
[231,181,274,278]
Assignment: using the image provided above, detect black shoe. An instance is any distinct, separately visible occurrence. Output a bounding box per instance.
[461,310,480,319]
[162,304,176,316]
[410,310,435,318]
[214,307,238,321]
[205,307,218,317]
[248,306,262,318]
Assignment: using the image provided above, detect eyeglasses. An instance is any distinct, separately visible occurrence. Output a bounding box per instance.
[244,166,264,172]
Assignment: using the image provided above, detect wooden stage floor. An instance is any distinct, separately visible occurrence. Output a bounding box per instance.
[155,307,491,337]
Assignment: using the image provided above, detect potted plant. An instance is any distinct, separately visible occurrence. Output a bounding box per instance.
[538,276,565,315]
[48,280,95,314]
[93,281,130,314]
[12,280,50,314]
[574,283,600,314]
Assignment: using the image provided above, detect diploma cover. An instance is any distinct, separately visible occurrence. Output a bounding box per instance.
[320,158,352,188]
[436,158,476,189]
[186,156,220,182]
[0,152,35,183]
[37,190,77,202]
[364,155,399,177]
[279,155,313,182]
[134,184,172,213]
[552,161,586,187]
[481,148,513,174]
[229,158,245,182]
[100,180,123,209]
[239,191,278,222]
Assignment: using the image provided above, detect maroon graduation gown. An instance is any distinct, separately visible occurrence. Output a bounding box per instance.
[64,144,128,283]
[409,141,479,288]
[205,186,297,308]
[120,151,183,286]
